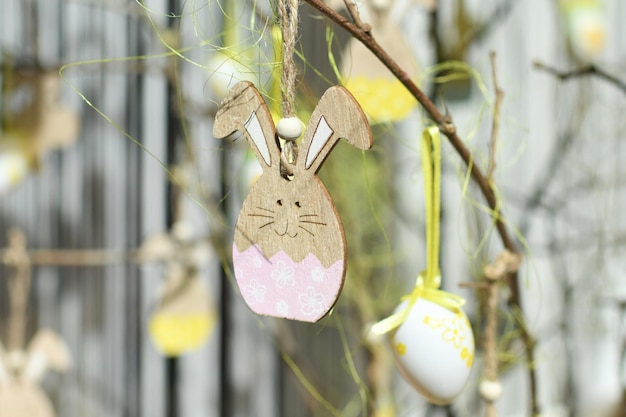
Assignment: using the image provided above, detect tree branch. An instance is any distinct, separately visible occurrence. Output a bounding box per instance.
[487,51,504,182]
[534,60,626,96]
[303,0,517,252]
[341,0,370,33]
[301,1,539,414]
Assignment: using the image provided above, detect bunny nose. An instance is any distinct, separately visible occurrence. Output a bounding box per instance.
[273,204,300,238]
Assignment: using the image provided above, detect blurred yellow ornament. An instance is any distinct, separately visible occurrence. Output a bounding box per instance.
[149,313,216,356]
[148,271,216,357]
[344,77,416,122]
[340,5,419,123]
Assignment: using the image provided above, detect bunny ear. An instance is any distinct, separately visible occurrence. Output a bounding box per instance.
[23,330,71,383]
[213,81,279,169]
[299,86,373,174]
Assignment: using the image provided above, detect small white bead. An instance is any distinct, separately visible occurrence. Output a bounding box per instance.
[479,379,503,401]
[172,221,194,242]
[363,322,385,345]
[276,117,303,140]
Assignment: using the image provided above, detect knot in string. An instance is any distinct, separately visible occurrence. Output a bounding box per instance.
[371,272,465,335]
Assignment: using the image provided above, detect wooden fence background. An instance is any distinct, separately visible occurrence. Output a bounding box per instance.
[1,0,626,416]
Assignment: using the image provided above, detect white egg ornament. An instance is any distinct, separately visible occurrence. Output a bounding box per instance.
[391,298,474,405]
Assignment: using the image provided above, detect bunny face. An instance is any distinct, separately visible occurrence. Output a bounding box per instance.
[235,171,344,265]
[214,81,372,322]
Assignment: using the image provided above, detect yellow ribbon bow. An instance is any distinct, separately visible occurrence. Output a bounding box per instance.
[371,126,465,335]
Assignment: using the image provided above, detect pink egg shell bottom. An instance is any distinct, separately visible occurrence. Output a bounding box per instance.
[233,244,345,322]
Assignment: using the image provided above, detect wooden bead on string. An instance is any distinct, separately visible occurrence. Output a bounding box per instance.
[276,116,303,141]
[479,379,503,401]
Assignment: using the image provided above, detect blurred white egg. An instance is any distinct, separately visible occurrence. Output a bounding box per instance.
[0,151,29,193]
[391,298,474,405]
[207,52,254,99]
[567,6,606,61]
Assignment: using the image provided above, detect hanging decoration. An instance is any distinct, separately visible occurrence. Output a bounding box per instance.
[560,0,606,62]
[1,69,80,193]
[213,0,373,322]
[478,250,522,417]
[140,221,216,357]
[0,331,72,417]
[372,126,474,405]
[339,0,420,123]
[0,229,71,417]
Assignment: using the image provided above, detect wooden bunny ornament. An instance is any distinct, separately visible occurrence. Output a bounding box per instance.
[0,330,71,417]
[1,70,80,193]
[139,221,216,357]
[214,81,373,322]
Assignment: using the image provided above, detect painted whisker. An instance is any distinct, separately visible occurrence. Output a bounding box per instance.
[248,213,275,219]
[298,225,315,236]
[299,220,326,226]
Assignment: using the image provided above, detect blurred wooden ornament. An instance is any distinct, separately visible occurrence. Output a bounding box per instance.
[148,268,216,357]
[140,221,216,356]
[0,330,71,417]
[0,70,80,193]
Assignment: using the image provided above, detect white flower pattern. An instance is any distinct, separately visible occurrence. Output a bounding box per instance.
[271,260,295,288]
[311,267,325,283]
[233,244,345,321]
[299,286,325,317]
[275,300,289,316]
[245,279,266,305]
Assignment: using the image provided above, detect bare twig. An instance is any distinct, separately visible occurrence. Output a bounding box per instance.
[3,229,31,350]
[481,251,522,417]
[341,0,370,33]
[301,0,539,414]
[534,60,626,96]
[487,51,504,182]
[0,248,140,266]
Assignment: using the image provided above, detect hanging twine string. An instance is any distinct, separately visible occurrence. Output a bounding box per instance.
[479,250,522,415]
[372,126,465,335]
[2,229,31,350]
[276,0,302,177]
[279,0,299,118]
